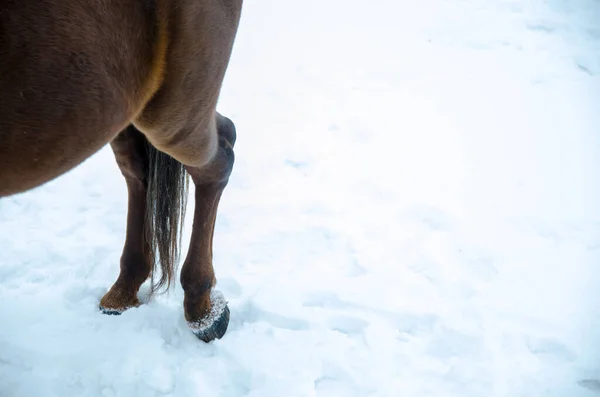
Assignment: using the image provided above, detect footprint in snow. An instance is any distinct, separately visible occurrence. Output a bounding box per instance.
[578,379,600,394]
[233,301,310,331]
[326,316,369,336]
[303,290,439,335]
[315,361,363,397]
[526,337,577,362]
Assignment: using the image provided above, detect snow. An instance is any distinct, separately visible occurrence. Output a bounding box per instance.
[1,0,600,395]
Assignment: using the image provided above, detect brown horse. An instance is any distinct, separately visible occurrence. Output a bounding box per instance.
[0,0,243,342]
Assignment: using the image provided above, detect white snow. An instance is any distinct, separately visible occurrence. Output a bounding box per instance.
[1,0,600,395]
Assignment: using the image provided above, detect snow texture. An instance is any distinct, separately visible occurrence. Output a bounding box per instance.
[1,0,600,396]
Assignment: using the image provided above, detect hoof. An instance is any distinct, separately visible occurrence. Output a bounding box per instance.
[99,286,141,316]
[187,290,230,343]
[99,305,126,316]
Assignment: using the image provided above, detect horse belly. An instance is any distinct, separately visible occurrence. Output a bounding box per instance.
[0,0,158,196]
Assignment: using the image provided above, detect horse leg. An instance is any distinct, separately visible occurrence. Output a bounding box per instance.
[178,113,236,342]
[129,0,242,341]
[99,126,152,314]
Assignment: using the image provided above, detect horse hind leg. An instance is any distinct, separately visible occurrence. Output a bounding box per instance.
[104,111,233,341]
[100,126,153,314]
[124,0,242,341]
[177,113,236,342]
[132,112,235,341]
[100,124,190,315]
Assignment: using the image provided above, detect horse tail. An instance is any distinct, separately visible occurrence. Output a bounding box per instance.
[144,140,189,295]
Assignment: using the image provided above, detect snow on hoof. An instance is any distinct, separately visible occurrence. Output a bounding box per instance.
[98,305,127,316]
[187,289,230,343]
[99,287,141,316]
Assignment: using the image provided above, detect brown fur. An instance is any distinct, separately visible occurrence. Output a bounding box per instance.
[0,0,243,340]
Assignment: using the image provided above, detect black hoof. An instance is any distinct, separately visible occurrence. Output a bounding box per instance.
[186,289,230,342]
[189,304,230,343]
[99,305,124,316]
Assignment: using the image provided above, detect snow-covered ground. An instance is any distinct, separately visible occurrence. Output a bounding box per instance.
[1,0,600,395]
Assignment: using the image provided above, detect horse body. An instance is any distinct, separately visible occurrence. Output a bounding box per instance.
[0,0,243,342]
[0,0,160,195]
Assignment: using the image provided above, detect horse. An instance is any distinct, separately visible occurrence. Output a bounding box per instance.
[0,0,243,342]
